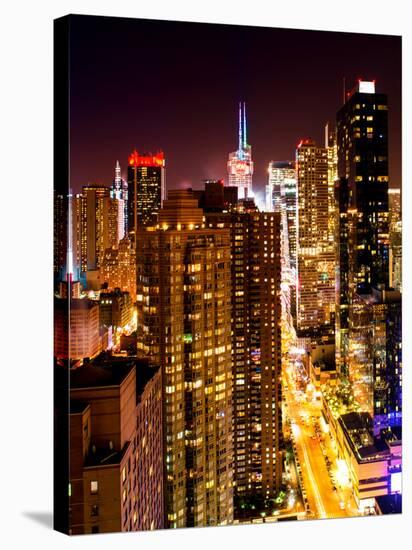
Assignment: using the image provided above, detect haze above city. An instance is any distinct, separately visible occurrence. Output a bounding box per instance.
[69,16,401,193]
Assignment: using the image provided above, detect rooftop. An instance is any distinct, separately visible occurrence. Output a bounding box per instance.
[339,412,390,462]
[92,354,159,400]
[54,296,98,310]
[70,361,135,389]
[84,441,130,468]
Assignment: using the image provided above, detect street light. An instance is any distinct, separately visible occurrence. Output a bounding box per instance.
[261,512,266,523]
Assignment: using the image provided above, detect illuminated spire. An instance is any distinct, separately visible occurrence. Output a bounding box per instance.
[238,101,243,153]
[66,189,74,281]
[115,160,121,189]
[243,102,247,148]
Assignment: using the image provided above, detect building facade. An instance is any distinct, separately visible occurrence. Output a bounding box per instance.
[136,189,234,528]
[348,287,402,433]
[54,297,101,364]
[68,359,164,534]
[336,81,392,419]
[101,236,137,302]
[127,150,166,239]
[265,160,295,214]
[296,139,335,339]
[388,188,402,292]
[336,80,390,299]
[205,208,283,505]
[99,288,133,331]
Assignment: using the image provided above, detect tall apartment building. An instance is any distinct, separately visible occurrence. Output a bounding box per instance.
[281,173,298,272]
[68,358,163,534]
[69,186,120,283]
[83,185,120,271]
[205,208,283,504]
[296,139,335,340]
[54,192,68,280]
[388,188,402,292]
[127,150,166,239]
[101,236,137,302]
[136,189,233,528]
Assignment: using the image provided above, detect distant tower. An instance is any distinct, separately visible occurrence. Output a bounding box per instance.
[110,160,127,239]
[227,102,254,199]
[127,150,166,243]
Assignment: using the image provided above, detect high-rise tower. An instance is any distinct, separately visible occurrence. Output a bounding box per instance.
[227,102,254,200]
[336,80,390,381]
[335,80,401,436]
[205,207,283,506]
[296,139,335,340]
[127,150,166,241]
[136,190,233,528]
[336,80,389,297]
[110,160,128,240]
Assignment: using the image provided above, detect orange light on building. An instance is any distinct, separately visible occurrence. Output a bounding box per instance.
[128,149,165,167]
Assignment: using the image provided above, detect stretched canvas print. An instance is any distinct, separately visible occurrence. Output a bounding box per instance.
[53,14,402,535]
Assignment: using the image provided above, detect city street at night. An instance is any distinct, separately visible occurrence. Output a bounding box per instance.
[283,357,360,520]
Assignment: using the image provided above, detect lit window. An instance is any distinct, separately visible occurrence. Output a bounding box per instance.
[90,481,98,494]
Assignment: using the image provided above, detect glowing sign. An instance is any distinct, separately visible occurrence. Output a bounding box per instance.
[358,80,375,94]
[391,472,402,493]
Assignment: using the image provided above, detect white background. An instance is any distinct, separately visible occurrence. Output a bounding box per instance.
[0,0,410,548]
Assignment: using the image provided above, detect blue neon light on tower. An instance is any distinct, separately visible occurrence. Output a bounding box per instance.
[227,101,254,199]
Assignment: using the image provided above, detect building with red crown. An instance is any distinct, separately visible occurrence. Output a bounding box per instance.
[127,150,166,240]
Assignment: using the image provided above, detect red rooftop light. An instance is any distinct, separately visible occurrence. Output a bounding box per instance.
[128,149,165,167]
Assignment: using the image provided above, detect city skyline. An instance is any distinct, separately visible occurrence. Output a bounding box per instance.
[69,16,401,193]
[54,14,402,535]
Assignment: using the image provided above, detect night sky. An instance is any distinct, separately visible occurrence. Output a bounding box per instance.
[69,15,401,194]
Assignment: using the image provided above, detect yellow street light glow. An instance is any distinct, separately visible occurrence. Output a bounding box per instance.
[335,459,350,486]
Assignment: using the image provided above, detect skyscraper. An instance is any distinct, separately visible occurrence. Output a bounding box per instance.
[205,207,283,505]
[101,236,137,302]
[79,185,120,273]
[336,80,390,385]
[348,286,402,433]
[336,80,390,297]
[296,139,335,339]
[136,189,233,528]
[127,150,166,240]
[265,161,296,214]
[110,160,128,240]
[265,161,298,331]
[227,102,254,200]
[388,188,402,292]
[54,193,66,280]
